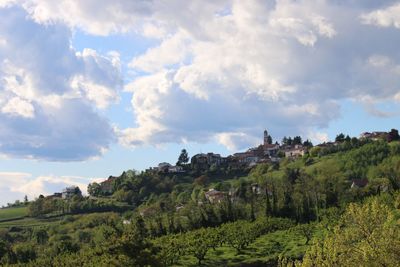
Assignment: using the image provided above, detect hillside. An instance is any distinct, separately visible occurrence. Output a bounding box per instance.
[1,135,400,266]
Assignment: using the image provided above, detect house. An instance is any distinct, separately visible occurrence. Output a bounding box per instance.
[359,131,387,141]
[206,153,224,166]
[168,165,184,173]
[285,145,307,158]
[251,183,262,195]
[191,153,225,167]
[191,153,208,169]
[158,162,172,172]
[100,176,117,194]
[205,189,226,203]
[351,179,369,189]
[62,186,82,199]
[264,144,280,157]
[46,193,62,199]
[233,151,259,164]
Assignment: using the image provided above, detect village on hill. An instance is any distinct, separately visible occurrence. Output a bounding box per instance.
[47,128,398,201]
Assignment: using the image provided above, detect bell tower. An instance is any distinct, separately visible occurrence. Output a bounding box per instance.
[264,129,268,146]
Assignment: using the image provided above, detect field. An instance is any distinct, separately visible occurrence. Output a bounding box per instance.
[0,206,28,221]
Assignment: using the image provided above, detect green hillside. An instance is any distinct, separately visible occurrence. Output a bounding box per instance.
[0,137,400,266]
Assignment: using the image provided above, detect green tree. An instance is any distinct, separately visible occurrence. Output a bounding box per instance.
[335,133,345,142]
[87,182,102,196]
[33,229,48,245]
[13,243,36,263]
[177,149,189,166]
[301,197,400,266]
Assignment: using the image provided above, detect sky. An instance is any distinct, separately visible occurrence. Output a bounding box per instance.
[1,0,400,206]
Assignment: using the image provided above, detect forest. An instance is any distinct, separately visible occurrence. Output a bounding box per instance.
[0,136,400,266]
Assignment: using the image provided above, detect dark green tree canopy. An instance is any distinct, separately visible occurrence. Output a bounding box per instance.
[177,149,189,166]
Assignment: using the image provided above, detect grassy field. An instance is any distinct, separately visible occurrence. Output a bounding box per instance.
[0,206,28,221]
[175,228,317,267]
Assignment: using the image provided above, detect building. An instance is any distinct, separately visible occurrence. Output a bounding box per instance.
[46,193,62,199]
[351,179,369,189]
[251,183,262,195]
[204,189,226,203]
[359,131,387,141]
[285,145,307,158]
[206,153,224,165]
[100,176,117,194]
[62,186,82,199]
[264,143,280,157]
[158,162,172,172]
[191,153,227,170]
[168,165,184,173]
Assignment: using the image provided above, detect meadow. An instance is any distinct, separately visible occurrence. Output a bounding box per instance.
[0,206,28,221]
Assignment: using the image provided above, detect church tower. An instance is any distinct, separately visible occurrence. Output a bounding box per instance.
[264,130,269,146]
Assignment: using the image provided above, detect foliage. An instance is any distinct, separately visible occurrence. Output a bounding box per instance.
[301,195,400,266]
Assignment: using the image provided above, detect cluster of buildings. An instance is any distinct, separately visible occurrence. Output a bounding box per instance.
[146,130,311,174]
[359,131,387,141]
[190,130,308,169]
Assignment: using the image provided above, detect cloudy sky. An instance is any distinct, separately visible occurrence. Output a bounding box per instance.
[0,0,400,205]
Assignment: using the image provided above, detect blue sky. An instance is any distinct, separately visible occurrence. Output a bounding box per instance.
[1,0,400,206]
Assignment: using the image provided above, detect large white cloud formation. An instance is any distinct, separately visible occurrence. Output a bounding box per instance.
[2,0,400,152]
[119,0,400,149]
[0,7,121,160]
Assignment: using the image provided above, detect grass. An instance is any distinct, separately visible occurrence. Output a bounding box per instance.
[0,216,64,228]
[0,206,28,221]
[174,227,323,267]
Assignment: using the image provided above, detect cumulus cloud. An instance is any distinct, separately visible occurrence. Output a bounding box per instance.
[361,3,400,28]
[3,0,400,152]
[0,7,121,160]
[1,96,34,118]
[0,171,101,206]
[120,0,400,149]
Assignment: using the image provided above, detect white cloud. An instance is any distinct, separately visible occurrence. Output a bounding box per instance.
[118,0,400,149]
[1,96,34,118]
[216,132,260,151]
[361,3,400,28]
[307,131,329,144]
[129,32,190,73]
[0,7,120,160]
[0,171,103,206]
[2,0,400,152]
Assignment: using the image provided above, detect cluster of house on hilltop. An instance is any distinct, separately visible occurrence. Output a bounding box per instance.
[359,131,387,141]
[190,130,309,169]
[146,130,311,174]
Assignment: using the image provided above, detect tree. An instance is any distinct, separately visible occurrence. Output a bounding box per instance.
[33,229,49,245]
[184,228,220,265]
[266,135,273,144]
[293,136,302,145]
[335,133,345,142]
[177,149,189,166]
[13,243,36,263]
[301,197,400,266]
[23,195,28,204]
[303,139,313,147]
[116,219,160,266]
[87,182,102,196]
[387,128,400,142]
[291,223,316,245]
[0,240,8,261]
